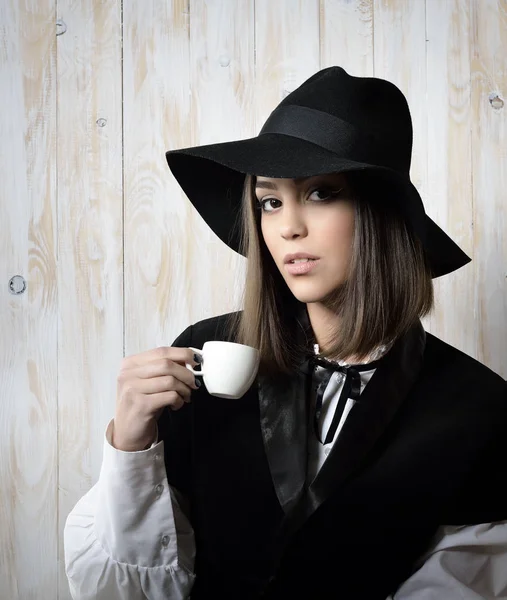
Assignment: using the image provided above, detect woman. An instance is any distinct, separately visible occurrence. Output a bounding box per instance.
[64,66,507,599]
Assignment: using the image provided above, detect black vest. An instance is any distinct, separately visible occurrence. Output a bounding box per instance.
[158,312,507,599]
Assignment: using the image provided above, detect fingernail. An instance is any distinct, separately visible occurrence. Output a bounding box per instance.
[193,353,202,364]
[195,378,201,388]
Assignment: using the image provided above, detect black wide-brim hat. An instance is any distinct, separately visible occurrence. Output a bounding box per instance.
[166,66,471,278]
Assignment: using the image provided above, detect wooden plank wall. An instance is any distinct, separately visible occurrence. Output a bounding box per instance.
[0,1,505,598]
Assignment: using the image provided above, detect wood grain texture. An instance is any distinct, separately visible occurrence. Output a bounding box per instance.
[124,0,254,357]
[123,0,194,357]
[56,1,123,598]
[187,0,254,322]
[255,0,321,126]
[425,0,476,357]
[0,0,58,598]
[320,0,373,74]
[470,0,507,376]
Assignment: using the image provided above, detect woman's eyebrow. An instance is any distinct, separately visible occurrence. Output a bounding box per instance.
[255,180,278,190]
[255,176,327,191]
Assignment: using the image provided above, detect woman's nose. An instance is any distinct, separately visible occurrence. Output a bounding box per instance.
[279,208,308,239]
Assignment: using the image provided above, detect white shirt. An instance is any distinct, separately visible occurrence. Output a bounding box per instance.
[64,356,507,600]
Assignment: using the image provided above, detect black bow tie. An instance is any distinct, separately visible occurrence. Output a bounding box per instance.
[308,355,385,445]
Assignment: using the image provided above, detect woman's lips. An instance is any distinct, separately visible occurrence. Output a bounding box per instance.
[284,258,320,275]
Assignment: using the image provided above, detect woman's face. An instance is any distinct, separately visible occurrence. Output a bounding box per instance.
[255,173,355,304]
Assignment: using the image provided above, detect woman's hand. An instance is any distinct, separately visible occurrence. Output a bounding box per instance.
[112,346,200,452]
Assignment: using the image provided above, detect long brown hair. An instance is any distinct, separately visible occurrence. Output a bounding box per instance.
[225,170,434,378]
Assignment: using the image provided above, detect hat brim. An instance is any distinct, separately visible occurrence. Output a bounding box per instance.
[166,134,471,278]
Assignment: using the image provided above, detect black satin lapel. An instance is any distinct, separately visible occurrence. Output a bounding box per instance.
[257,364,311,514]
[273,320,427,555]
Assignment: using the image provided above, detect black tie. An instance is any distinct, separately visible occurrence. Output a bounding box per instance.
[309,355,384,445]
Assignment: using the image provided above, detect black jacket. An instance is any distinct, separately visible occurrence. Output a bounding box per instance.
[157,311,507,599]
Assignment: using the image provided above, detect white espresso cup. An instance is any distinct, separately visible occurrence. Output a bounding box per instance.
[185,341,260,399]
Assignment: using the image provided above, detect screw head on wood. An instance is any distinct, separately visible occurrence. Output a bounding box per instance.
[8,275,26,295]
[56,19,67,36]
[489,93,504,110]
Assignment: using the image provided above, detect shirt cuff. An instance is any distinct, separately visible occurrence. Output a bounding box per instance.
[106,418,159,451]
[94,419,188,569]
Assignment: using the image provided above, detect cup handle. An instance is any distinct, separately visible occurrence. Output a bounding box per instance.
[185,346,204,376]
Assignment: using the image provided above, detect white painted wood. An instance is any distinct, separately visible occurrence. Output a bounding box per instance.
[0,1,58,599]
[123,0,194,359]
[123,0,253,361]
[190,0,256,145]
[185,0,255,321]
[55,1,123,598]
[425,0,476,360]
[470,0,507,376]
[320,0,374,75]
[255,0,321,126]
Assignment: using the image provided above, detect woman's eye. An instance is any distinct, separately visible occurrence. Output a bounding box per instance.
[256,198,281,212]
[310,187,344,201]
[256,187,344,213]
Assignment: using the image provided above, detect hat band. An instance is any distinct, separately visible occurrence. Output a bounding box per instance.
[259,104,369,160]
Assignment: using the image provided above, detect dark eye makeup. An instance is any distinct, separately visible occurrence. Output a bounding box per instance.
[255,186,345,213]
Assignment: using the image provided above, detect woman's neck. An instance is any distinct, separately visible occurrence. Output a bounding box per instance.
[306,302,386,365]
[306,302,341,353]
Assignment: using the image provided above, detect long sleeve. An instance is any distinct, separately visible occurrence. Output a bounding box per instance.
[63,418,196,600]
[387,521,507,599]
